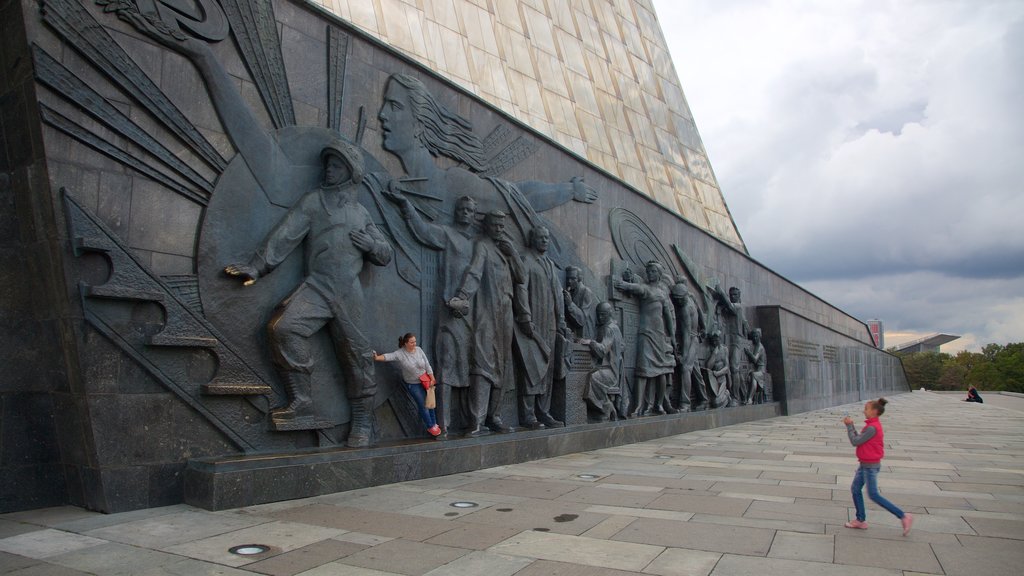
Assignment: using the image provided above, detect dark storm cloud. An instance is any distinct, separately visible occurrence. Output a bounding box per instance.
[654,0,1024,350]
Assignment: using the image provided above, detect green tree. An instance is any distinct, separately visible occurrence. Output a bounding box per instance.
[898,351,947,389]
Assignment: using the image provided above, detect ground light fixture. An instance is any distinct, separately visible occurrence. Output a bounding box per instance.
[450,501,478,508]
[228,545,270,556]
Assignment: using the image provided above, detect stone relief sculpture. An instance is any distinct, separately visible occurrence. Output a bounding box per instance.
[66,1,777,454]
[704,332,733,408]
[447,211,526,436]
[613,261,677,417]
[381,192,479,435]
[564,266,597,339]
[582,302,624,422]
[671,280,707,412]
[224,141,393,443]
[746,328,768,404]
[514,226,568,429]
[711,284,749,407]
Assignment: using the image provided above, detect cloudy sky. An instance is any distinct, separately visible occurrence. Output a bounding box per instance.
[652,0,1024,352]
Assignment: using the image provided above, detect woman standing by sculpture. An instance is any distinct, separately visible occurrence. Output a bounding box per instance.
[375,334,441,437]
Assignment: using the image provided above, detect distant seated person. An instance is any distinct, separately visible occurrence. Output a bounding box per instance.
[964,387,983,403]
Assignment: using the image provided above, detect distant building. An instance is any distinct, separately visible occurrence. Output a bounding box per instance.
[894,334,960,354]
[867,320,884,348]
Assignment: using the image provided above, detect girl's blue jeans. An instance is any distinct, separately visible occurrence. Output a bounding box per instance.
[405,382,436,430]
[851,465,904,521]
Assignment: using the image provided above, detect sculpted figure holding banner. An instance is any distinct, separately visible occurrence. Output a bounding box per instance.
[613,261,677,417]
[583,302,624,422]
[225,141,393,445]
[514,226,568,429]
[447,211,527,436]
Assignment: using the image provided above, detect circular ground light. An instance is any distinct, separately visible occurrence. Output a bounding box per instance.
[229,545,269,556]
[450,501,478,508]
[577,474,599,480]
[654,455,672,459]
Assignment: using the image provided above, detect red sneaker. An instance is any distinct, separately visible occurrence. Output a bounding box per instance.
[427,425,441,437]
[844,519,868,529]
[901,513,913,536]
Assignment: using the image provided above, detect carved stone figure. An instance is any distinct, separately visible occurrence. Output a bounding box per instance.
[704,332,732,408]
[583,302,624,422]
[447,211,527,436]
[746,328,767,405]
[671,281,707,412]
[564,266,597,339]
[711,284,749,406]
[514,226,567,429]
[383,192,479,435]
[613,261,677,417]
[374,73,596,256]
[224,141,393,445]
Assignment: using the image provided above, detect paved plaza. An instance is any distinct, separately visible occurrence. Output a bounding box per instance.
[1,391,1022,575]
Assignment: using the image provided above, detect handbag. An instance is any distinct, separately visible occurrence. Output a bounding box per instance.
[419,372,432,390]
[424,385,436,409]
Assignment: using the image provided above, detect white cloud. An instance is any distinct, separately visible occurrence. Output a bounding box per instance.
[654,0,1024,349]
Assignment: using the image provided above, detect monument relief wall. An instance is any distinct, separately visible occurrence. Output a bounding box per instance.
[0,0,908,513]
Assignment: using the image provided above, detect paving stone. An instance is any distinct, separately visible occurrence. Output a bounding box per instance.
[556,486,661,508]
[0,562,96,575]
[932,541,1022,576]
[489,529,662,571]
[760,470,837,483]
[709,554,901,576]
[269,505,454,541]
[646,492,752,516]
[458,478,579,500]
[509,558,642,575]
[833,535,941,573]
[0,549,39,572]
[767,531,833,562]
[584,504,694,522]
[422,550,533,576]
[0,507,101,527]
[690,513,823,534]
[44,542,183,575]
[50,504,194,533]
[937,482,1024,495]
[134,558,259,575]
[612,517,775,556]
[293,563,403,575]
[457,498,607,535]
[710,481,832,500]
[745,500,849,524]
[643,547,721,576]
[339,537,469,575]
[0,529,108,559]
[579,516,637,540]
[243,539,368,576]
[963,516,1024,539]
[598,474,713,491]
[0,520,39,540]
[83,510,264,548]
[161,521,345,567]
[321,488,443,513]
[422,522,522,550]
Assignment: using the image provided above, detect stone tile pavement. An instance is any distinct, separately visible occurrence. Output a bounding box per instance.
[2,391,1022,575]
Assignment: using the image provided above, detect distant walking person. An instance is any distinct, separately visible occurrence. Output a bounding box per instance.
[842,398,913,535]
[964,387,983,403]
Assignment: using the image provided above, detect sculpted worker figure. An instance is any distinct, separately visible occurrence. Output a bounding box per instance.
[564,266,597,339]
[671,281,707,412]
[225,141,393,446]
[613,261,677,417]
[583,302,625,422]
[383,192,480,434]
[745,328,767,404]
[712,285,749,406]
[447,211,527,436]
[515,226,568,429]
